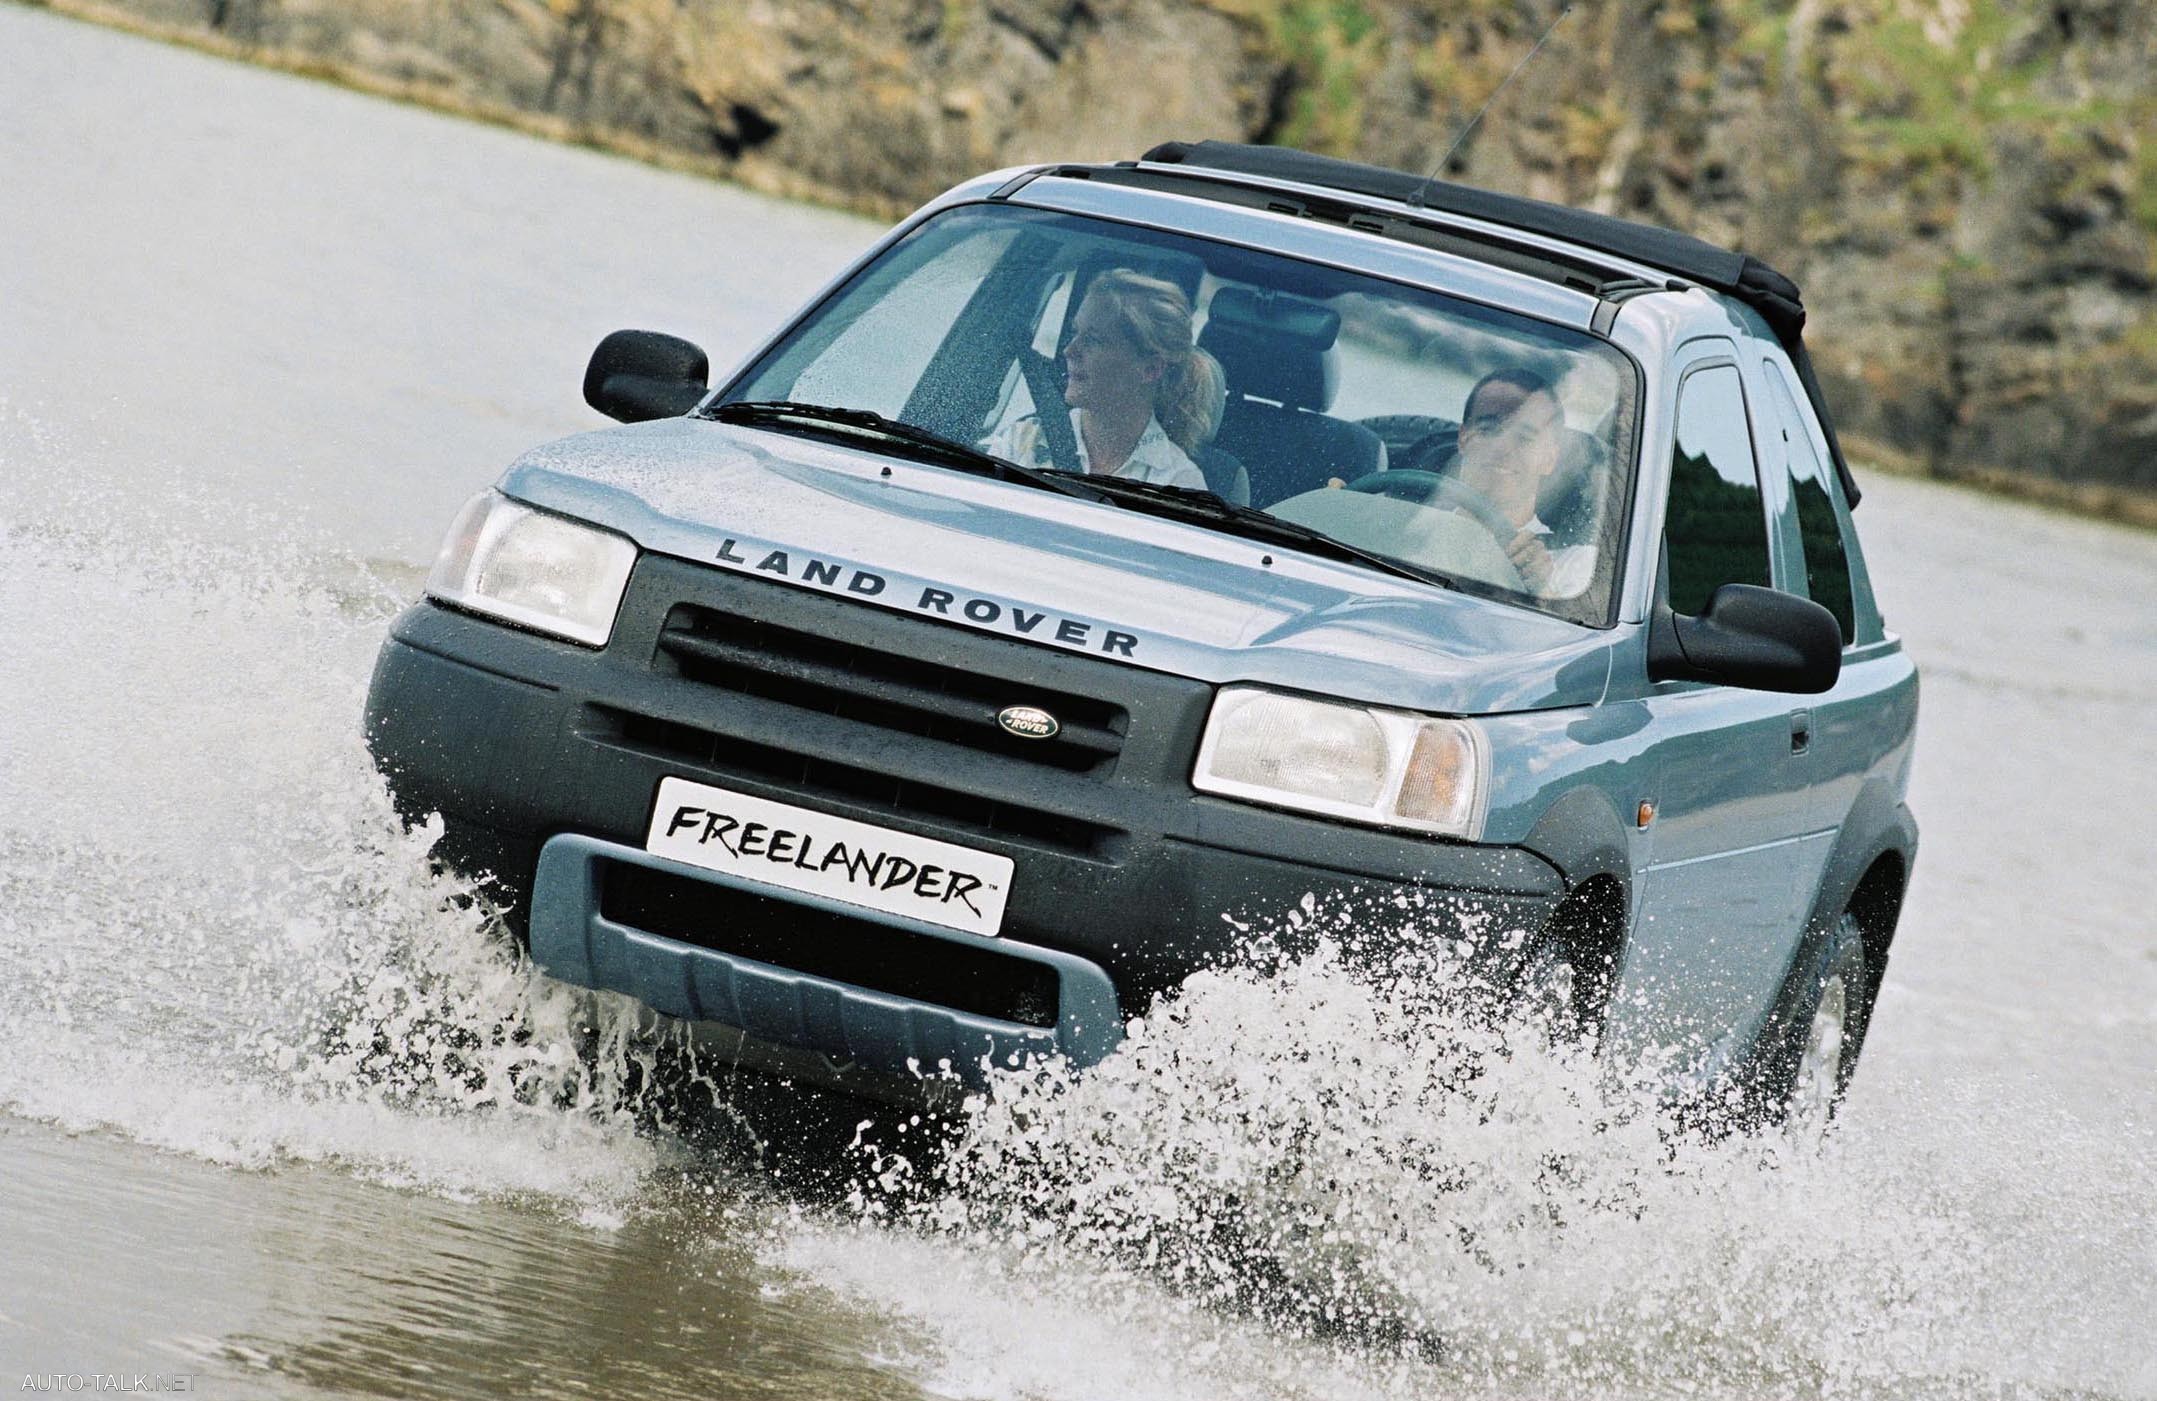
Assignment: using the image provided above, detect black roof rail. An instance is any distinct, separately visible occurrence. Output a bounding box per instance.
[1055,159,1642,294]
[1144,142,1747,291]
[1136,140,1862,507]
[1046,160,1696,349]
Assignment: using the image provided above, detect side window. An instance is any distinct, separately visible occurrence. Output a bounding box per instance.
[1032,273,1073,356]
[1665,363,1772,615]
[980,270,1073,438]
[1761,360,1856,644]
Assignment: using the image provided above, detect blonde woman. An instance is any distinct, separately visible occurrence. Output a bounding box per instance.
[989,269,1225,489]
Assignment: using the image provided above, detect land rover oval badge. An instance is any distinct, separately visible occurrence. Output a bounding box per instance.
[997,705,1060,740]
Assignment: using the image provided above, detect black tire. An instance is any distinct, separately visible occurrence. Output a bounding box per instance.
[1510,934,1592,1045]
[1505,888,1621,1049]
[1754,911,1873,1130]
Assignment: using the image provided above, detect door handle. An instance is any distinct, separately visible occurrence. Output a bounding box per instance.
[1790,708,1812,755]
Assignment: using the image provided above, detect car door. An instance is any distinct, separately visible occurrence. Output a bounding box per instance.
[1752,350,1910,844]
[1611,344,1835,1061]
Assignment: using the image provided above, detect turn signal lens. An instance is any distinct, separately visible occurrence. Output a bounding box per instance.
[1395,721,1480,831]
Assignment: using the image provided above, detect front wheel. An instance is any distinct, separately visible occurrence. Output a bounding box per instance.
[1507,890,1621,1049]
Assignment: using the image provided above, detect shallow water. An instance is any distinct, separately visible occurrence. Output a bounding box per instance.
[4,6,2155,1398]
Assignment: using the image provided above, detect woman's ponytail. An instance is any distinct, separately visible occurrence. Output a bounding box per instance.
[1157,346,1226,456]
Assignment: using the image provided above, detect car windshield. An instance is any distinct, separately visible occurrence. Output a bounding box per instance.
[723,203,1639,625]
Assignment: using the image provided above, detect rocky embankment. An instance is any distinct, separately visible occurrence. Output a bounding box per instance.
[38,0,2157,519]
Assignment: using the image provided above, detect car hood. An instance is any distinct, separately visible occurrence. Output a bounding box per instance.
[498,417,1613,715]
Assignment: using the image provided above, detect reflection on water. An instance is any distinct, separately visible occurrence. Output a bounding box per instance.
[3,1120,924,1401]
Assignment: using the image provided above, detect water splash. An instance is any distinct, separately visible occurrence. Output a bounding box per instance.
[794,915,2156,1401]
[6,416,2152,1400]
[0,423,695,1206]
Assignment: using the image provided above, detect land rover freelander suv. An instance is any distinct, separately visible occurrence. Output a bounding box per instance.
[365,140,1917,1120]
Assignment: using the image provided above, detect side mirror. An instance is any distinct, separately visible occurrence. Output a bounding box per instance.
[583,330,709,423]
[1649,583,1842,694]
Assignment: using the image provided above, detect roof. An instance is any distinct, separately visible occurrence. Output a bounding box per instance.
[1136,141,1859,506]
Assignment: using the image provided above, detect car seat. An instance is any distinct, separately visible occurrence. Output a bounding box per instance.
[1192,443,1251,504]
[1198,288,1385,507]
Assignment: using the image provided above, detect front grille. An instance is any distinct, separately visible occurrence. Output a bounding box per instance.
[592,706,1127,859]
[585,558,1213,876]
[601,860,1061,1028]
[656,604,1127,775]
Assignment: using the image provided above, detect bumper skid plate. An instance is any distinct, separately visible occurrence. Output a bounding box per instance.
[529,833,1124,1083]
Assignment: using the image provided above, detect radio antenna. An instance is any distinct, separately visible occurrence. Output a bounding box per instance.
[1405,4,1575,209]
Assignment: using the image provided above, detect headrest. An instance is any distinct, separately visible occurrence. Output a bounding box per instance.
[1199,288,1341,412]
[1069,249,1208,315]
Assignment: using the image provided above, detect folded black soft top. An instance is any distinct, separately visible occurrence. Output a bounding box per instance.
[1142,140,1858,507]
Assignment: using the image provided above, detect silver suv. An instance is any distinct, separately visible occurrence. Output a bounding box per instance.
[365,140,1918,1123]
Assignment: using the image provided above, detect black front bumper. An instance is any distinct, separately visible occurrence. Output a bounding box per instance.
[365,555,1564,1035]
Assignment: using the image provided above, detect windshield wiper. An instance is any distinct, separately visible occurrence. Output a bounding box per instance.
[1053,475,1458,591]
[707,401,1449,589]
[705,400,1108,502]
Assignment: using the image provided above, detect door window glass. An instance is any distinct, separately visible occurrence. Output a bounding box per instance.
[1762,359,1855,644]
[1665,363,1771,615]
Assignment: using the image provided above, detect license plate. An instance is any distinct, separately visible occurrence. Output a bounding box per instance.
[644,776,1014,937]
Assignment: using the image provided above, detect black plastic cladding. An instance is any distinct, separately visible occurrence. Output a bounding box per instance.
[363,555,1571,1011]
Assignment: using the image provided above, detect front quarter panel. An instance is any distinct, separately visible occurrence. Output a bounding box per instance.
[1480,695,1657,853]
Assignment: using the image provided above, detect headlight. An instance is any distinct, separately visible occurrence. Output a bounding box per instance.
[1192,687,1488,838]
[424,491,638,647]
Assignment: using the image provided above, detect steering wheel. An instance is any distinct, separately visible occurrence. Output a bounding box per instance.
[1345,469,1518,538]
[1342,469,1529,591]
